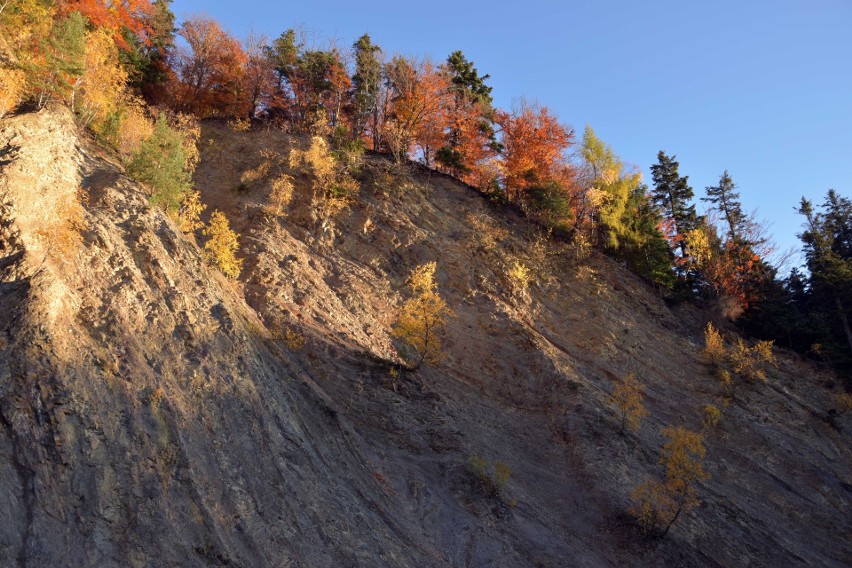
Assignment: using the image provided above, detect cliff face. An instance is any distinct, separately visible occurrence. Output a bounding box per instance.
[0,108,848,567]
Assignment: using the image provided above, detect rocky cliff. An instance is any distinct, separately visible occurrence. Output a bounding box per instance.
[0,107,849,567]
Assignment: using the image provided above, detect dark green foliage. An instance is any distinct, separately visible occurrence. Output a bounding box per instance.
[619,185,676,288]
[435,146,468,175]
[126,115,192,213]
[525,181,572,230]
[650,151,699,257]
[797,191,852,373]
[351,33,382,144]
[445,50,493,106]
[124,0,177,103]
[702,170,747,242]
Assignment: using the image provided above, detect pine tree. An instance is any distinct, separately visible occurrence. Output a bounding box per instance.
[798,192,852,361]
[702,170,747,242]
[351,33,382,147]
[650,151,699,259]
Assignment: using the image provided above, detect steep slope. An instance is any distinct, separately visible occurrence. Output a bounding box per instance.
[0,108,849,567]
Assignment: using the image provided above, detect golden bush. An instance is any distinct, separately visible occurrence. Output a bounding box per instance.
[392,262,453,370]
[702,322,725,365]
[178,190,206,233]
[609,373,649,434]
[0,67,26,117]
[202,210,242,279]
[630,426,709,537]
[266,173,295,217]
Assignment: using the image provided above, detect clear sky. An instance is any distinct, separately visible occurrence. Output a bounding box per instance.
[170,0,851,264]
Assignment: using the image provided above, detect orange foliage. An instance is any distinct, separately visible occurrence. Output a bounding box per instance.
[171,15,248,118]
[57,0,154,50]
[384,58,452,162]
[443,98,498,186]
[497,102,576,201]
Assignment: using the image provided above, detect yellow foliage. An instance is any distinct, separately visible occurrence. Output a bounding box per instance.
[703,404,722,430]
[117,98,154,157]
[466,212,508,251]
[392,262,453,370]
[508,260,532,293]
[178,190,206,233]
[35,189,88,263]
[630,426,708,537]
[0,67,26,117]
[609,373,649,434]
[702,322,725,365]
[229,116,251,131]
[76,27,127,127]
[290,136,336,189]
[729,338,776,382]
[266,173,295,217]
[202,210,242,279]
[171,112,201,172]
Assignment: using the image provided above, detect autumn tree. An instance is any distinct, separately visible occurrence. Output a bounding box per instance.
[203,210,242,279]
[383,57,452,163]
[56,0,154,50]
[630,426,709,537]
[609,373,648,434]
[288,48,351,132]
[241,30,277,120]
[497,101,579,228]
[171,15,248,117]
[74,27,128,127]
[35,10,87,107]
[436,51,499,186]
[392,262,453,370]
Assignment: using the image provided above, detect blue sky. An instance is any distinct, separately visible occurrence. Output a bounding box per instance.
[170,0,851,264]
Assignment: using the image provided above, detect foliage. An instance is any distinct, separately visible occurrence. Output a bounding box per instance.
[392,262,453,370]
[630,426,709,537]
[351,33,382,145]
[702,404,722,430]
[170,15,248,117]
[609,373,649,434]
[35,10,87,107]
[702,322,726,365]
[650,151,699,265]
[703,322,776,387]
[178,189,205,233]
[76,27,128,127]
[126,114,192,213]
[202,210,242,279]
[508,260,531,294]
[265,173,295,217]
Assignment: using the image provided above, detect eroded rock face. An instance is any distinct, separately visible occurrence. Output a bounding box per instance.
[0,108,849,567]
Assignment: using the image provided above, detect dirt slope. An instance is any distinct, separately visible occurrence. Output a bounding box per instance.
[0,108,849,567]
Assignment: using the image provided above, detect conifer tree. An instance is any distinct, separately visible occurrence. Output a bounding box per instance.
[351,33,382,146]
[702,170,747,242]
[650,151,699,259]
[798,191,852,358]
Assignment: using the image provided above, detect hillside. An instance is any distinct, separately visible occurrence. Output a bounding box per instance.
[0,107,850,567]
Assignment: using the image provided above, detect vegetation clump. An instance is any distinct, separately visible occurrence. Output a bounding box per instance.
[609,373,649,434]
[392,262,453,370]
[203,210,243,279]
[630,426,709,537]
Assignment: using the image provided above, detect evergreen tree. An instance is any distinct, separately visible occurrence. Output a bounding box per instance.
[444,50,493,106]
[702,170,747,241]
[351,33,382,147]
[798,192,852,361]
[650,151,699,259]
